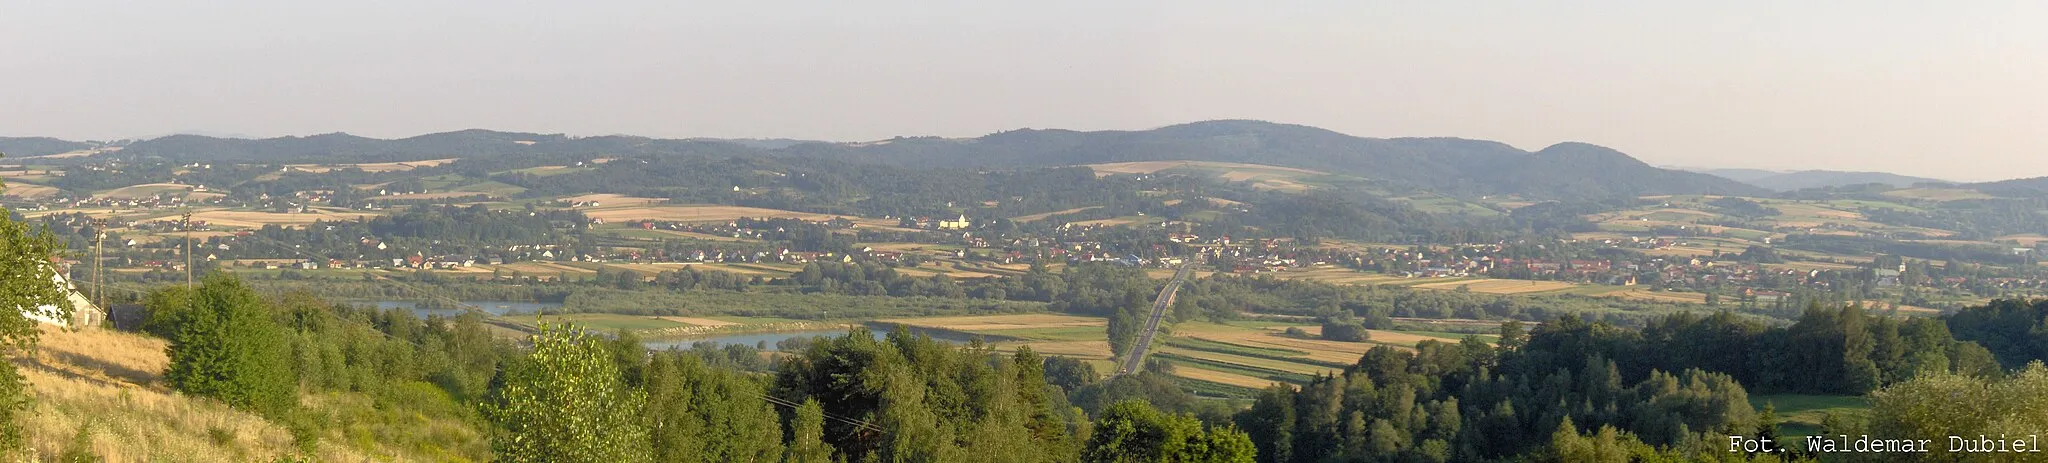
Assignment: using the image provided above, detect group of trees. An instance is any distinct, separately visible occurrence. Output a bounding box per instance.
[1235,323,1759,462]
[122,272,1254,461]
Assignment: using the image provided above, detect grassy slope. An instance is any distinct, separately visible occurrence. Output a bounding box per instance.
[14,327,480,462]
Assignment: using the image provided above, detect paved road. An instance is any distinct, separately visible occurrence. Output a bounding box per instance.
[1117,262,1196,376]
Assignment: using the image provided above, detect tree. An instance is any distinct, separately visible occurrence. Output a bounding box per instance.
[1083,400,1254,463]
[163,274,296,417]
[488,322,651,463]
[0,187,67,454]
[787,399,835,463]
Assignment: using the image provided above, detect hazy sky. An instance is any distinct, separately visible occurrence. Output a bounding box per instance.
[4,1,2044,181]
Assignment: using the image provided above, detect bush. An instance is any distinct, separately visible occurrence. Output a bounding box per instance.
[164,274,297,418]
[1321,321,1370,343]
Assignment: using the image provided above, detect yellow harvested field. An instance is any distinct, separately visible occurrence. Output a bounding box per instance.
[1611,290,1709,304]
[1173,366,1284,390]
[581,205,841,223]
[1,183,60,198]
[1012,206,1101,222]
[1409,278,1580,294]
[561,193,667,205]
[882,314,1105,331]
[190,209,378,228]
[662,316,740,327]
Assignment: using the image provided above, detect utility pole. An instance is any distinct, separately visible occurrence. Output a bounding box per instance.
[183,210,193,289]
[92,218,106,315]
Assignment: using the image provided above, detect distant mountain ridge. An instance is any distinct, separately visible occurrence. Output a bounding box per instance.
[778,120,1766,199]
[0,137,95,158]
[1692,168,1949,191]
[55,120,1765,200]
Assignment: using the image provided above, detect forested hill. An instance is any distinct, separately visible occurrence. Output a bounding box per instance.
[0,136,94,157]
[76,120,1763,200]
[1970,176,2048,198]
[111,130,769,163]
[782,121,1766,200]
[1717,170,1949,191]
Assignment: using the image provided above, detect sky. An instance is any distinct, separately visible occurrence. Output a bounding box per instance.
[3,1,2044,181]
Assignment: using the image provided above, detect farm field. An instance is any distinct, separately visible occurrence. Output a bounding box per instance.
[190,208,379,229]
[374,191,488,200]
[97,183,198,199]
[1082,160,1336,192]
[1998,234,2048,246]
[0,183,60,198]
[1409,278,1581,294]
[1610,290,1709,304]
[878,314,1105,332]
[1168,366,1280,390]
[1011,206,1101,222]
[1881,188,1992,202]
[285,158,458,173]
[491,261,598,276]
[1273,266,1424,286]
[882,314,1114,362]
[559,193,667,205]
[580,204,843,223]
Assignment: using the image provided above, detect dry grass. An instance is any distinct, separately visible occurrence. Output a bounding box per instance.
[881,314,1106,331]
[1409,279,1580,294]
[581,205,841,223]
[15,327,379,462]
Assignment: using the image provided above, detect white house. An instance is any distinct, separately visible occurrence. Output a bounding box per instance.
[19,269,103,328]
